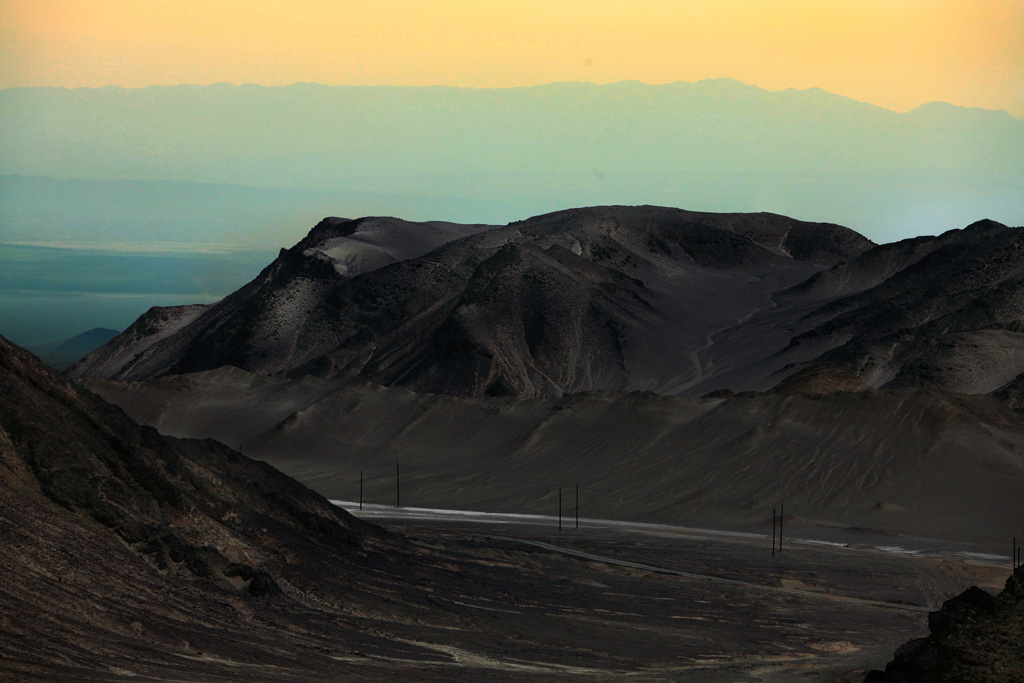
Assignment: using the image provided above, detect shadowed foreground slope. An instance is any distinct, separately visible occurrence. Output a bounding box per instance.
[6,335,956,681]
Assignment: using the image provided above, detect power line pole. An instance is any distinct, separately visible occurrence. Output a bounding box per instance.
[558,488,562,531]
[779,503,784,553]
[772,507,776,557]
[396,462,400,508]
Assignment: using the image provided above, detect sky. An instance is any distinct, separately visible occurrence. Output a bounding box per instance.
[1,0,1023,116]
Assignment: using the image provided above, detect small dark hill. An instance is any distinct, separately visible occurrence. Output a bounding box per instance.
[24,327,120,369]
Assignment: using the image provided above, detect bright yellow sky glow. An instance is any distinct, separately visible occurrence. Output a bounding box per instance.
[1,0,1022,115]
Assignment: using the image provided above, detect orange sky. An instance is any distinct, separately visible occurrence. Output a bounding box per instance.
[1,0,1022,115]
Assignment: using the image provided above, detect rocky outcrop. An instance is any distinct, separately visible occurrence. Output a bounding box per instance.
[865,566,1024,682]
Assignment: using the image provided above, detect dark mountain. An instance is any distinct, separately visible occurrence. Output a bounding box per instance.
[72,206,873,397]
[24,327,120,369]
[777,219,1024,394]
[73,206,1024,405]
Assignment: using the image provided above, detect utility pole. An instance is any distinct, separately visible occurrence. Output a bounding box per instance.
[772,507,776,557]
[558,488,562,531]
[359,470,363,511]
[575,483,579,529]
[779,503,784,553]
[396,462,400,508]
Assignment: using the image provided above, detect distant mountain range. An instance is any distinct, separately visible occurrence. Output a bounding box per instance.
[2,80,1022,240]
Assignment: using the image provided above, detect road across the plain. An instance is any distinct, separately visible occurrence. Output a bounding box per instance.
[332,501,1019,614]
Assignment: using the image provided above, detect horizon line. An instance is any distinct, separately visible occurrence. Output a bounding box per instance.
[2,78,1019,118]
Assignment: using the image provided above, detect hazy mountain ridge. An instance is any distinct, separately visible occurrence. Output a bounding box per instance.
[23,327,119,369]
[3,80,1023,241]
[4,81,1021,185]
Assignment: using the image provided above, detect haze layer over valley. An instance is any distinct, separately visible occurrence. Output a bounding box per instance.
[3,80,1023,244]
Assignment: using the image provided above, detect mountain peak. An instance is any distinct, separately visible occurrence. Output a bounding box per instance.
[963,218,1008,232]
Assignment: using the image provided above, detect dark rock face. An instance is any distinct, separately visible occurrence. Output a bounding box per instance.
[783,219,1024,394]
[865,567,1024,682]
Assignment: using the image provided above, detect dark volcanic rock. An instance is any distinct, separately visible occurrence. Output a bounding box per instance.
[865,566,1024,682]
[781,219,1024,395]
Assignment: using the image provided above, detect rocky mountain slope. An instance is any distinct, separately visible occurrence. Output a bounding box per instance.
[73,207,1024,406]
[72,206,872,395]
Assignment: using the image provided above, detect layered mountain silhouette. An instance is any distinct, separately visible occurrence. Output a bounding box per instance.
[73,206,1024,405]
